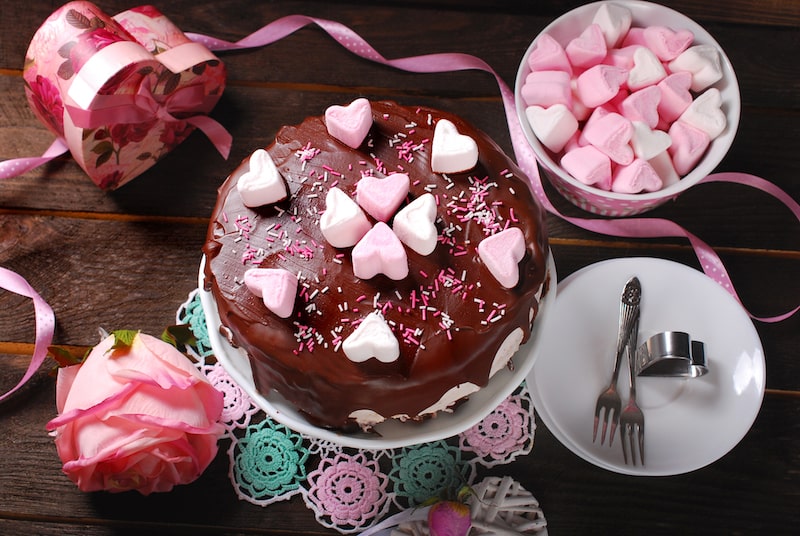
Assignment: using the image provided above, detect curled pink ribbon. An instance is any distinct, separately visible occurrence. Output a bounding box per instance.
[0,267,55,403]
[188,14,799,323]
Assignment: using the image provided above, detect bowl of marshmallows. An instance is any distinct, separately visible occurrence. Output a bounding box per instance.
[515,0,740,216]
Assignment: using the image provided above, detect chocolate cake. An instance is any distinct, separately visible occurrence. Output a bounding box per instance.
[202,100,549,432]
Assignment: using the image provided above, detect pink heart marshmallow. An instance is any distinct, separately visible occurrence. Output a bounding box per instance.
[565,23,607,68]
[575,65,628,108]
[668,120,711,175]
[668,45,723,92]
[679,88,727,140]
[244,268,298,319]
[521,70,573,108]
[352,222,409,280]
[320,187,371,248]
[620,86,662,129]
[477,227,526,288]
[627,46,667,91]
[525,104,579,153]
[393,193,438,255]
[356,172,410,222]
[643,25,694,61]
[611,158,663,193]
[591,2,633,48]
[561,145,612,190]
[527,33,572,74]
[237,148,288,208]
[581,111,634,165]
[657,71,693,124]
[324,98,373,149]
[631,121,672,160]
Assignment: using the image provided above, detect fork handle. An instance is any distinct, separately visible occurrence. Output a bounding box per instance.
[610,277,642,383]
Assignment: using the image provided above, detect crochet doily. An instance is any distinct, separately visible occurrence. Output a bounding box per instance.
[177,289,547,534]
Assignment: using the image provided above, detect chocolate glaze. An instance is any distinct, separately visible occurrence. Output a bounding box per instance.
[203,101,548,431]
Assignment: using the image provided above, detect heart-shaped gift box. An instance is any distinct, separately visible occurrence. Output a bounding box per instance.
[23,2,227,190]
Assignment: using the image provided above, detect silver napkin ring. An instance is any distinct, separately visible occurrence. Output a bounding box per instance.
[635,331,708,378]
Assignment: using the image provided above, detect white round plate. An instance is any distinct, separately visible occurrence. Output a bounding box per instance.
[527,257,765,476]
[199,255,556,449]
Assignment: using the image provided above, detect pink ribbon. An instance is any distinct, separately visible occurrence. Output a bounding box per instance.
[0,138,70,180]
[65,78,231,159]
[188,14,799,323]
[0,267,55,403]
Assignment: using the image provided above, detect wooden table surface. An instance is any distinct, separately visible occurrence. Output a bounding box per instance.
[1,1,798,534]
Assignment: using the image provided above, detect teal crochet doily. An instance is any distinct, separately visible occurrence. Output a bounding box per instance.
[177,289,544,534]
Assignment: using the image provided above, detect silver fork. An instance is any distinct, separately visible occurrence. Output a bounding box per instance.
[620,313,645,466]
[593,277,641,445]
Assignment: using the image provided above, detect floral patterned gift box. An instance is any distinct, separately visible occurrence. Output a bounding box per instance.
[23,1,228,190]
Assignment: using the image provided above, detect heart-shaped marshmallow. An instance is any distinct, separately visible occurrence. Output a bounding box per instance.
[630,121,672,160]
[320,187,371,248]
[668,45,723,92]
[627,46,667,91]
[521,70,573,109]
[648,151,681,189]
[565,23,607,68]
[342,311,399,363]
[244,268,298,319]
[679,88,726,140]
[611,159,663,193]
[526,33,572,74]
[237,149,287,207]
[657,71,693,124]
[668,120,710,175]
[324,98,373,149]
[643,25,694,61]
[352,222,409,280]
[575,65,628,108]
[356,173,410,222]
[23,2,226,190]
[431,119,479,173]
[592,2,632,48]
[393,193,438,255]
[477,227,526,288]
[581,110,634,165]
[620,86,661,129]
[560,145,612,190]
[525,104,579,153]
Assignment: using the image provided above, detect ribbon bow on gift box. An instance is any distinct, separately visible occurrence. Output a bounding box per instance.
[12,1,230,190]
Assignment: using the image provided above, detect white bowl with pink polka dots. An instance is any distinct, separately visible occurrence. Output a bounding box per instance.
[515,0,741,216]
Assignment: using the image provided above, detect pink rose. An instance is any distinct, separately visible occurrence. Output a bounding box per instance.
[46,332,224,495]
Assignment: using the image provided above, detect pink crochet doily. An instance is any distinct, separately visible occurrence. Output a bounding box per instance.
[177,290,546,534]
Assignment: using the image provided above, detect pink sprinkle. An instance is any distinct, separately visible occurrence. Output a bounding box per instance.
[222,212,228,223]
[419,269,429,278]
[510,207,519,222]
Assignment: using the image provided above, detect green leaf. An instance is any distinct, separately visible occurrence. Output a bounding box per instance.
[161,324,197,351]
[91,141,114,154]
[48,345,89,368]
[110,330,139,351]
[95,150,113,168]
